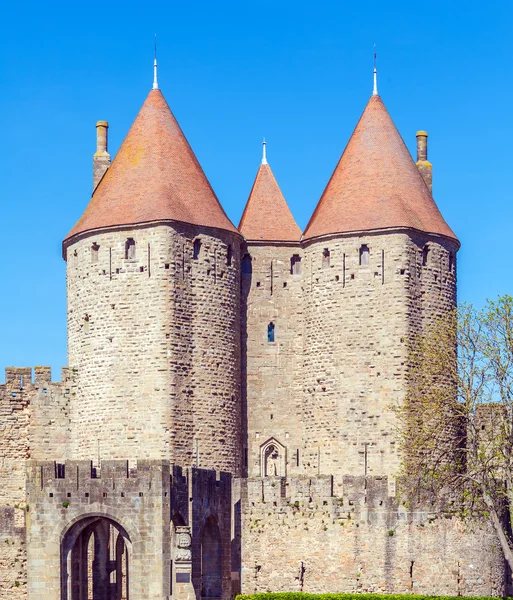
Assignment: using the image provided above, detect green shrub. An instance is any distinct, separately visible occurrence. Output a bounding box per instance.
[236,594,507,600]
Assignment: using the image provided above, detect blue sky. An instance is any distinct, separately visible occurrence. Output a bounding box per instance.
[1,0,511,377]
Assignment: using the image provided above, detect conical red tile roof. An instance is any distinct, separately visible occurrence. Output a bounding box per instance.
[303,95,458,243]
[64,89,237,245]
[239,163,301,242]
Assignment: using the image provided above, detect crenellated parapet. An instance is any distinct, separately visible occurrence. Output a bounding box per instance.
[1,366,71,388]
[25,461,234,600]
[0,367,72,508]
[243,475,398,515]
[27,459,167,500]
[27,459,232,504]
[241,475,505,596]
[0,366,72,418]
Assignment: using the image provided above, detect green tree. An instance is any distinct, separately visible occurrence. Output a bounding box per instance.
[397,295,513,572]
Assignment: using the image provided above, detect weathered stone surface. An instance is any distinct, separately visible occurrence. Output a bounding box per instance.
[66,223,242,474]
[26,461,232,600]
[242,232,457,486]
[240,476,505,596]
[0,367,71,598]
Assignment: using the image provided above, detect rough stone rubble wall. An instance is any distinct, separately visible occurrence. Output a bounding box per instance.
[66,223,242,473]
[409,232,457,333]
[301,233,411,483]
[167,224,242,474]
[0,508,26,600]
[241,243,304,478]
[28,367,72,461]
[240,475,505,597]
[300,232,457,486]
[0,367,70,600]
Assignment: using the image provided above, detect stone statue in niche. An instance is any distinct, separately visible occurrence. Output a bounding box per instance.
[265,445,280,476]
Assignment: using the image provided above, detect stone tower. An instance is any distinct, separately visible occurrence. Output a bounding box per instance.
[239,143,303,478]
[300,93,459,483]
[63,88,243,473]
[241,93,459,488]
[1,67,508,600]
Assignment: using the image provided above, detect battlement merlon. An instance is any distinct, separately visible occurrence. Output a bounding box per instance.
[26,460,232,500]
[1,366,71,387]
[26,460,169,498]
[243,474,396,507]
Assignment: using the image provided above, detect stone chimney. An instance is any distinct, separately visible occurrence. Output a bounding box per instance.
[93,121,111,192]
[416,131,432,193]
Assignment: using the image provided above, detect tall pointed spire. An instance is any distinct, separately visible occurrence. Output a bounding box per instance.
[262,138,268,165]
[372,44,378,96]
[153,34,159,90]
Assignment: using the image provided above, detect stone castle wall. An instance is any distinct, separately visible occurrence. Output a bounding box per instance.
[0,506,26,600]
[26,460,233,600]
[28,367,72,461]
[241,242,304,479]
[240,475,505,597]
[241,230,458,490]
[0,367,71,599]
[409,232,457,333]
[66,223,242,473]
[300,231,457,486]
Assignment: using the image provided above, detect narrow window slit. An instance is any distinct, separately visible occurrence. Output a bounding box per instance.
[322,248,330,269]
[242,253,252,275]
[91,243,100,263]
[422,245,429,266]
[125,238,136,260]
[359,244,369,266]
[290,254,301,275]
[193,239,201,260]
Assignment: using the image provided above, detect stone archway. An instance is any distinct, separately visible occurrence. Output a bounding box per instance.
[61,516,131,600]
[200,516,222,600]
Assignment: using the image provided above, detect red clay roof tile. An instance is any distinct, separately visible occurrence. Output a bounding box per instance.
[239,163,301,242]
[303,95,458,243]
[64,89,237,244]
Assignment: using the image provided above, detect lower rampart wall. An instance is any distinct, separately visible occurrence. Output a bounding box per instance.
[240,475,506,597]
[25,460,233,600]
[0,507,26,599]
[0,367,71,600]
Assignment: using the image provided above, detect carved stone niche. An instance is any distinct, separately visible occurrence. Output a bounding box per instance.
[260,437,286,477]
[174,525,192,563]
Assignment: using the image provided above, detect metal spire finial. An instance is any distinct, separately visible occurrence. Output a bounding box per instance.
[262,138,268,165]
[153,34,159,90]
[372,44,378,96]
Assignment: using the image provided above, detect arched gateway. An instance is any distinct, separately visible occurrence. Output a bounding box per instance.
[61,516,131,600]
